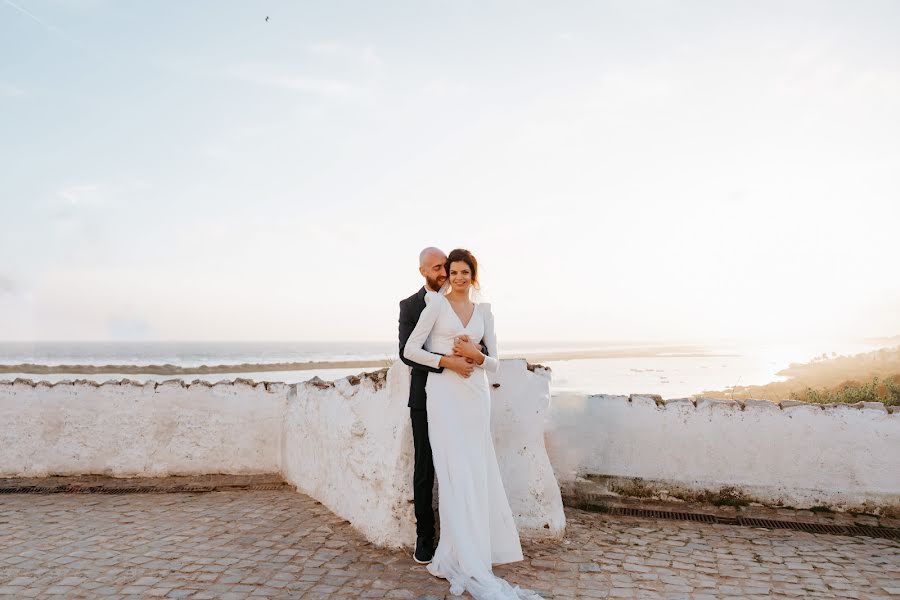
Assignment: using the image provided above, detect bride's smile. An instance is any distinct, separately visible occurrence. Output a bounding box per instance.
[449,264,473,293]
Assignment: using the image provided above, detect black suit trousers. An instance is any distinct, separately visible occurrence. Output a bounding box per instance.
[410,407,436,539]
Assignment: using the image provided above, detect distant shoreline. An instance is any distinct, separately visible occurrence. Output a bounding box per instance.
[701,345,900,401]
[0,360,394,376]
[0,346,735,375]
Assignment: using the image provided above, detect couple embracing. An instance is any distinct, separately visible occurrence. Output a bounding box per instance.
[398,247,541,600]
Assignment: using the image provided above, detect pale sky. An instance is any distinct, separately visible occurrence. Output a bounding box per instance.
[1,1,898,343]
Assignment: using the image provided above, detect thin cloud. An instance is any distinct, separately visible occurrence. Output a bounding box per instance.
[3,0,86,50]
[3,0,54,30]
[0,276,14,295]
[224,63,364,99]
[54,180,150,208]
[57,184,105,207]
[0,83,25,98]
[421,78,472,99]
[306,41,382,68]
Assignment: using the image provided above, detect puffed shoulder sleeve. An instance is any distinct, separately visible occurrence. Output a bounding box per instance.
[402,292,444,371]
[478,303,499,373]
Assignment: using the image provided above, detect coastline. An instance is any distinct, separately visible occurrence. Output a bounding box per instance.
[2,341,894,400]
[0,345,733,376]
[702,345,900,402]
[0,359,395,376]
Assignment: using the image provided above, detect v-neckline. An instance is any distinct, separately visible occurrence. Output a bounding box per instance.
[447,298,476,329]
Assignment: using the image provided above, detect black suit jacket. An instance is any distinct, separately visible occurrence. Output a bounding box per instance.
[399,287,443,409]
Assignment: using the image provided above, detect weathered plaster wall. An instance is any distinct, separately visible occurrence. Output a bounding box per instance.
[0,379,284,477]
[489,360,566,535]
[280,369,416,548]
[0,361,566,549]
[280,361,565,548]
[546,393,900,511]
[7,363,896,540]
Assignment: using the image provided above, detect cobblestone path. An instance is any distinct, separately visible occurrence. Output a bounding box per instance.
[1,490,898,599]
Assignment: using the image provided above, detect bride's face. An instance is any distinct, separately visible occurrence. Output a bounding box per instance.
[448,261,473,293]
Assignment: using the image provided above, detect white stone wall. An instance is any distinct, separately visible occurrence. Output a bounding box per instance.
[280,361,566,548]
[280,369,417,548]
[6,363,897,541]
[546,394,900,510]
[489,360,566,535]
[0,379,284,477]
[0,360,566,549]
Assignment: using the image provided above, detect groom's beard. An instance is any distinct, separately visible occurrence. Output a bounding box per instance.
[425,275,446,291]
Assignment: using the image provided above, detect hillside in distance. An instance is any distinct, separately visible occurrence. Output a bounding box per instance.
[702,345,900,404]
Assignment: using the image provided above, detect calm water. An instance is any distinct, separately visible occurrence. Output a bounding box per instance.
[0,341,397,367]
[0,339,884,398]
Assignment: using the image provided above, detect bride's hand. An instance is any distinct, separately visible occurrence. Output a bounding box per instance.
[453,336,482,361]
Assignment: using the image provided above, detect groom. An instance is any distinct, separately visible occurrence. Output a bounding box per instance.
[398,247,476,564]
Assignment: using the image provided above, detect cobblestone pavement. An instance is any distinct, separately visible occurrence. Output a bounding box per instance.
[1,490,898,599]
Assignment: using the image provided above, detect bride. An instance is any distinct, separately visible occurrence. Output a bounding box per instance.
[403,248,541,600]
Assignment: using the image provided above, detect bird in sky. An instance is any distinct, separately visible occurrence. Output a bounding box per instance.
[265,16,269,22]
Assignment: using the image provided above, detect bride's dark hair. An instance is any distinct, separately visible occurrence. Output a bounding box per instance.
[445,248,479,288]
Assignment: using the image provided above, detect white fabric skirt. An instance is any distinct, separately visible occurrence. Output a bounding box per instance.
[425,368,541,599]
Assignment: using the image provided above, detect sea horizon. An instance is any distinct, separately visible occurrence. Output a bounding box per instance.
[1,337,893,398]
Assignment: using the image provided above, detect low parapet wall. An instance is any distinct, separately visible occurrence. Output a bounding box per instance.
[280,361,565,547]
[5,366,897,537]
[0,378,284,477]
[546,394,900,513]
[0,360,566,549]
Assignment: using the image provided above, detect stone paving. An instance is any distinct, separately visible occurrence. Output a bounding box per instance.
[1,489,898,599]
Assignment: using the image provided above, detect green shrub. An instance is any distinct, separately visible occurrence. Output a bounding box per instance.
[790,375,900,406]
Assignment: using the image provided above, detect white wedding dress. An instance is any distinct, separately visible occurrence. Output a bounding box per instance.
[403,291,542,600]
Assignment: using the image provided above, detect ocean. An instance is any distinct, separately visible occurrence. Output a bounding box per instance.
[0,339,885,398]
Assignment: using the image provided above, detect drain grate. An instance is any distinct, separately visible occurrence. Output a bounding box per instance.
[736,517,900,540]
[609,506,718,523]
[582,503,717,523]
[578,502,900,540]
[247,484,287,490]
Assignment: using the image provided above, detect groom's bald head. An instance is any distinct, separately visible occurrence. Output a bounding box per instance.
[419,247,445,267]
[419,247,447,291]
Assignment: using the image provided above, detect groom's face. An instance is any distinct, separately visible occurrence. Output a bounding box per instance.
[420,252,447,291]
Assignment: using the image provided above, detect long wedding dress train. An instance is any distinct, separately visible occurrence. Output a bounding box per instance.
[404,292,543,600]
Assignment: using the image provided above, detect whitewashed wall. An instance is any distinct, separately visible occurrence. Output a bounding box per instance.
[0,361,566,549]
[280,369,417,548]
[280,361,566,548]
[0,379,284,477]
[489,360,566,534]
[546,394,900,511]
[6,366,897,540]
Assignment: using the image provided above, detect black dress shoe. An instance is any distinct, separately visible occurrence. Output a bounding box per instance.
[413,536,434,564]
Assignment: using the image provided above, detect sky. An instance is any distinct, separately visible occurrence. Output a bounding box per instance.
[1,0,899,343]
